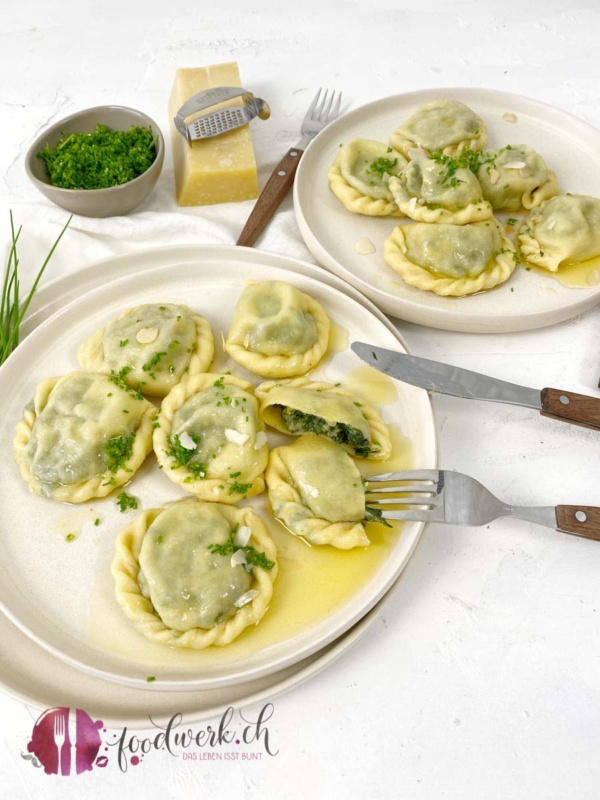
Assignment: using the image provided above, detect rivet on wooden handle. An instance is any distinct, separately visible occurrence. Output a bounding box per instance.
[540,387,600,431]
[555,506,600,541]
[237,147,305,248]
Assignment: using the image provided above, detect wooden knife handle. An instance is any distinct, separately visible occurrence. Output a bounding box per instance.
[237,147,304,247]
[540,387,600,431]
[556,506,600,541]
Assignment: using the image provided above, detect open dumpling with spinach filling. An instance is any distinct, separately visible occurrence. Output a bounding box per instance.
[384,218,517,296]
[224,281,330,379]
[328,139,407,217]
[78,303,214,398]
[14,371,156,503]
[389,100,487,158]
[256,377,391,461]
[387,153,492,224]
[153,373,268,503]
[476,144,558,213]
[266,436,390,550]
[518,194,600,272]
[112,500,277,649]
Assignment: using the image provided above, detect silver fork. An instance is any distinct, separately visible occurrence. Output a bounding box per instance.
[365,469,600,541]
[53,713,66,776]
[237,88,342,247]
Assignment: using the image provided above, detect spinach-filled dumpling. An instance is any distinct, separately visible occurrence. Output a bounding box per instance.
[14,372,155,503]
[256,377,391,461]
[267,436,389,550]
[477,145,558,213]
[389,100,487,158]
[518,194,600,272]
[112,500,277,649]
[224,281,330,378]
[154,373,268,503]
[328,139,407,217]
[384,218,517,296]
[388,155,492,224]
[78,303,214,398]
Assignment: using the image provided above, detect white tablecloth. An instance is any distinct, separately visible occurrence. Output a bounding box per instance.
[2,1,600,797]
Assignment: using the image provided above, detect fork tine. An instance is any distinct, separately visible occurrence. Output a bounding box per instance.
[320,90,335,122]
[305,88,321,121]
[315,89,329,121]
[376,509,439,522]
[365,484,437,495]
[366,469,440,483]
[331,91,342,120]
[367,495,442,507]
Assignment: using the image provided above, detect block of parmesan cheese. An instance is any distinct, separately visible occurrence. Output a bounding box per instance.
[169,63,260,206]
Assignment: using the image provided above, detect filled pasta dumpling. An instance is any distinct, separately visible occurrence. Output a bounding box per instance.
[266,436,389,550]
[224,281,330,378]
[477,145,558,213]
[14,371,155,502]
[78,303,214,398]
[328,139,407,217]
[384,218,517,296]
[387,154,492,224]
[153,373,268,503]
[518,194,600,272]
[256,377,391,461]
[112,500,277,649]
[390,100,487,158]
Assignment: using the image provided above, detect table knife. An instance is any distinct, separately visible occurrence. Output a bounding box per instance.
[351,342,600,431]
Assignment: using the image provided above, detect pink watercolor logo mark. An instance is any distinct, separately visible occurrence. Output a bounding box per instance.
[24,707,107,775]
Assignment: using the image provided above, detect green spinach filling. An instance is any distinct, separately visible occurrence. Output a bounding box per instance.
[280,407,373,458]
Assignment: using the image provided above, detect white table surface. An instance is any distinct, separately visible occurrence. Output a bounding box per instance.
[2,1,600,797]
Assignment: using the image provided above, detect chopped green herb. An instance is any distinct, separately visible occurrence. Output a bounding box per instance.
[65,533,76,542]
[213,377,225,389]
[367,157,398,179]
[167,433,206,478]
[229,480,253,496]
[109,366,144,400]
[208,528,275,571]
[507,218,518,226]
[156,535,163,544]
[429,148,495,189]
[37,124,157,190]
[229,471,241,479]
[116,492,138,512]
[103,433,135,473]
[142,351,167,374]
[159,306,166,311]
[119,339,129,347]
[94,518,101,526]
[146,676,156,683]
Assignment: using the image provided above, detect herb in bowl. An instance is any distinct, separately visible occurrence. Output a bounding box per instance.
[37,124,157,190]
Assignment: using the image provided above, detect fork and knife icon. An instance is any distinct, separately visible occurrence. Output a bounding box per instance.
[53,710,76,776]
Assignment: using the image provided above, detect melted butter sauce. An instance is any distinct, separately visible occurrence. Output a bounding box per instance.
[339,363,400,406]
[87,424,413,672]
[328,321,349,353]
[52,507,101,542]
[526,255,600,289]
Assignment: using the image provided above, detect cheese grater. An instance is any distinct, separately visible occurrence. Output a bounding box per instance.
[173,87,270,143]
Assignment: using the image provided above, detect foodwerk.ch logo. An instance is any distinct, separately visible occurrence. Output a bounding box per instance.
[23,707,107,775]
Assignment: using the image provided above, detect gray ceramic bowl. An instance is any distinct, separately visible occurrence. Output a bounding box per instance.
[25,105,164,217]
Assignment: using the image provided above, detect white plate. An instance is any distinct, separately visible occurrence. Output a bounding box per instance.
[0,575,397,729]
[0,246,436,693]
[294,87,600,333]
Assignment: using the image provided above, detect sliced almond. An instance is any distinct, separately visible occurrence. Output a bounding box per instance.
[503,161,527,170]
[254,431,268,450]
[243,331,250,349]
[234,525,252,547]
[234,589,259,608]
[225,428,250,446]
[489,168,500,185]
[408,196,418,214]
[354,237,376,255]
[502,111,518,123]
[136,327,159,344]
[178,431,197,450]
[230,549,247,568]
[546,219,556,230]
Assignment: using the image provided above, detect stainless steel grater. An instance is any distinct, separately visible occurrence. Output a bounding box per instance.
[173,87,270,143]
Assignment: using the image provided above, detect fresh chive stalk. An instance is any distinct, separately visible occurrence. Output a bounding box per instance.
[0,212,71,365]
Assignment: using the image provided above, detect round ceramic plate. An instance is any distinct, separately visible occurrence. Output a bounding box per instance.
[294,87,600,333]
[0,576,397,729]
[0,246,436,693]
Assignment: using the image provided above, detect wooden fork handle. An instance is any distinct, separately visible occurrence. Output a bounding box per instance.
[540,387,600,431]
[556,506,600,541]
[237,147,305,247]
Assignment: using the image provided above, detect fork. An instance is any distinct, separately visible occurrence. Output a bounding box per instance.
[365,469,600,541]
[53,712,66,776]
[237,88,342,247]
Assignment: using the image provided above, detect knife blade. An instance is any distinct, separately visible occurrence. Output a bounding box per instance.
[352,342,600,431]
